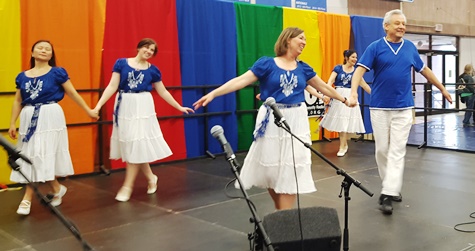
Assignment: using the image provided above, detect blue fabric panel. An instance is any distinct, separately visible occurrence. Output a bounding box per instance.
[351,15,385,134]
[177,0,238,158]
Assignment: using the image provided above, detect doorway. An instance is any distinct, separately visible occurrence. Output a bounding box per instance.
[405,34,458,116]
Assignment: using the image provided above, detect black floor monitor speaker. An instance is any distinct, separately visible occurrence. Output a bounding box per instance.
[261,206,341,251]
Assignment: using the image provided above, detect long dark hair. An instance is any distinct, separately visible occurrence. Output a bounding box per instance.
[30,40,57,68]
[343,49,356,64]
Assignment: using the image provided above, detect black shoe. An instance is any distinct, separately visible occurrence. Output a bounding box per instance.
[392,194,402,202]
[378,194,402,203]
[378,194,393,215]
[463,123,475,127]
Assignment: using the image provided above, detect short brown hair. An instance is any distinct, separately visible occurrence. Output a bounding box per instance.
[274,27,304,57]
[137,38,158,56]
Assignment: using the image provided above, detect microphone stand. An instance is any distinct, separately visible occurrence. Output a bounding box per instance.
[223,155,274,251]
[274,119,373,251]
[6,155,95,251]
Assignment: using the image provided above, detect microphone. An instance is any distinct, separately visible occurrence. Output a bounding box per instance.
[210,125,238,166]
[264,97,290,130]
[0,135,33,165]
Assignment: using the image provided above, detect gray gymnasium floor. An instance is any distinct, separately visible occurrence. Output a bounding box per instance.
[1,137,474,251]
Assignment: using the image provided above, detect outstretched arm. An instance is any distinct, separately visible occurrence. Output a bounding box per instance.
[154,81,194,114]
[307,75,349,106]
[349,66,367,107]
[8,90,23,139]
[193,70,258,110]
[63,80,99,119]
[93,72,120,112]
[359,78,371,94]
[420,66,452,104]
[305,85,330,103]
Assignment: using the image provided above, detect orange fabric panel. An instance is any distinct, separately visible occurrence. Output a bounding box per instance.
[68,126,97,174]
[19,0,106,175]
[317,12,351,139]
[316,12,351,82]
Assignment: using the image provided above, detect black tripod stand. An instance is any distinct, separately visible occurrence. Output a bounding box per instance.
[273,119,374,251]
[225,155,275,251]
[2,147,95,251]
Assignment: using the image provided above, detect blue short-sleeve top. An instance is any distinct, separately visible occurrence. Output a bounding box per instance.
[250,56,316,104]
[16,67,69,106]
[113,58,162,92]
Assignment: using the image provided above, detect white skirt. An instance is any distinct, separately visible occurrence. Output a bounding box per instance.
[236,103,317,194]
[10,103,74,183]
[110,92,172,163]
[320,88,366,133]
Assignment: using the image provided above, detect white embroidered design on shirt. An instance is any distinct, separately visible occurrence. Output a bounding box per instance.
[127,71,144,89]
[280,71,298,97]
[341,73,352,85]
[25,78,44,100]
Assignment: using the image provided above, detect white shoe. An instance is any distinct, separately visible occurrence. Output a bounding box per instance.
[51,185,67,207]
[147,175,158,194]
[17,200,31,215]
[337,146,348,157]
[115,186,132,202]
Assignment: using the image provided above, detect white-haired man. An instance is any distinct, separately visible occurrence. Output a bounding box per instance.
[349,9,452,214]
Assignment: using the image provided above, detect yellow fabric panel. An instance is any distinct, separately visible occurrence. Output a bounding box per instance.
[282,7,322,75]
[0,0,21,92]
[0,0,21,185]
[308,117,322,141]
[316,12,351,83]
[0,133,14,185]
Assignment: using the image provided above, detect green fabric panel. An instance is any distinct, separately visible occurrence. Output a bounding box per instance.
[234,3,283,150]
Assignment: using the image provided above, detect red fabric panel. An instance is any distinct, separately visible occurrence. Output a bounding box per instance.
[102,0,186,169]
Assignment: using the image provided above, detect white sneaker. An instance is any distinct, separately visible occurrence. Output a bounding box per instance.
[51,185,67,207]
[17,200,31,215]
[337,146,348,157]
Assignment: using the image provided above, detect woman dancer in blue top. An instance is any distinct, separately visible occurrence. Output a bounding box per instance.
[350,10,452,215]
[320,50,371,156]
[93,38,194,202]
[9,40,99,215]
[193,27,350,210]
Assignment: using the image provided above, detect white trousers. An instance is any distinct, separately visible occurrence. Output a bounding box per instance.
[370,109,413,196]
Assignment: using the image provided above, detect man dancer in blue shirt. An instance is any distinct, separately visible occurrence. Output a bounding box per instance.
[349,9,452,215]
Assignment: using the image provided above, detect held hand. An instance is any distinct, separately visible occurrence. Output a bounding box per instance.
[92,107,100,114]
[179,106,195,114]
[348,94,358,107]
[193,93,215,110]
[87,109,100,120]
[322,96,331,104]
[8,126,17,140]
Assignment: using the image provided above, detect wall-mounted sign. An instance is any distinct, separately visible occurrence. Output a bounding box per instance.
[295,0,327,11]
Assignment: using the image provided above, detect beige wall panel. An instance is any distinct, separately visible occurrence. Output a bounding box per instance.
[349,0,475,37]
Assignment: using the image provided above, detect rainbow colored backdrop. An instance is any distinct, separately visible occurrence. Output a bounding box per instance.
[0,0,384,184]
